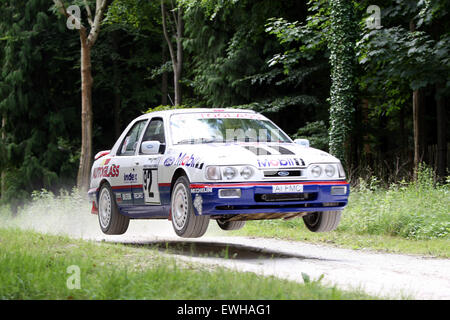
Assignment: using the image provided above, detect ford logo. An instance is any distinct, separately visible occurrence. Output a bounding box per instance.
[277,171,290,176]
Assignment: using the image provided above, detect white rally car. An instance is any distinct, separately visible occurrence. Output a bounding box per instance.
[88,108,349,238]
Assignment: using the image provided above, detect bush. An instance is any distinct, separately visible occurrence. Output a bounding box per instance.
[341,165,450,240]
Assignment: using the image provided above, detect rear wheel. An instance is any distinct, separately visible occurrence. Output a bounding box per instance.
[217,219,246,231]
[98,183,129,235]
[302,211,341,232]
[171,176,209,238]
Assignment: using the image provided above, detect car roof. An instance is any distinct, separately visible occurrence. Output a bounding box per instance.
[134,108,257,121]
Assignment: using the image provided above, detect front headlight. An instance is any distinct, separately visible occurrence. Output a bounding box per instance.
[240,166,254,180]
[223,167,237,180]
[311,165,322,177]
[325,165,336,177]
[205,166,221,180]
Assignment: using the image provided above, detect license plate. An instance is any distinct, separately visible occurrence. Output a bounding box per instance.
[272,184,304,193]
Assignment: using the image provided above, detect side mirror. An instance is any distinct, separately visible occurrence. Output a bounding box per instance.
[294,139,310,148]
[141,141,161,155]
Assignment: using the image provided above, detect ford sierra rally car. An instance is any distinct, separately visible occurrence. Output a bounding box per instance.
[88,108,349,238]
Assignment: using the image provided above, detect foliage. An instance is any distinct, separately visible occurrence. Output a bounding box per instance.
[292,121,329,151]
[327,0,357,163]
[264,0,357,160]
[0,0,448,200]
[344,165,449,240]
[182,0,320,121]
[0,0,80,205]
[356,0,450,114]
[145,104,192,113]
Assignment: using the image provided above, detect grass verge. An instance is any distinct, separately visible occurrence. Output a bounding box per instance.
[231,172,450,258]
[0,228,377,300]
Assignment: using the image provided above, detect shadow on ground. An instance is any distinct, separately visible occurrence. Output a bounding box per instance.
[113,240,325,261]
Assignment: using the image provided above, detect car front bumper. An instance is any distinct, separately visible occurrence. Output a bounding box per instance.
[189,180,350,216]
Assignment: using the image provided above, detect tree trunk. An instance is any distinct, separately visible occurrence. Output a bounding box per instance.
[410,20,424,179]
[161,0,183,106]
[1,114,5,199]
[112,31,121,140]
[174,6,183,106]
[53,0,111,192]
[412,88,424,178]
[399,103,406,158]
[436,83,447,181]
[161,44,168,106]
[77,33,93,192]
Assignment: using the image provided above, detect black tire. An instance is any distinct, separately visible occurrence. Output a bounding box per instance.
[98,183,130,235]
[217,219,246,231]
[302,211,341,232]
[171,175,209,238]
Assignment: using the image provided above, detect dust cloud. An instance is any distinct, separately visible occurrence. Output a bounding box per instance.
[0,190,224,241]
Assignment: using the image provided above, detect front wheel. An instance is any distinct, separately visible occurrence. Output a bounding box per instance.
[302,211,341,232]
[171,176,209,238]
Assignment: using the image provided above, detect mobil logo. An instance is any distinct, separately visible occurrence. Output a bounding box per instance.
[257,158,297,167]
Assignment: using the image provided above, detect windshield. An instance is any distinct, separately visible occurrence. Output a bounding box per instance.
[170,112,291,145]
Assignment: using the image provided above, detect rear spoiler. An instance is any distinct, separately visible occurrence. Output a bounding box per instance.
[94,150,110,160]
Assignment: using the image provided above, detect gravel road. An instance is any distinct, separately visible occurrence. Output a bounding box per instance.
[8,210,450,300]
[97,220,450,300]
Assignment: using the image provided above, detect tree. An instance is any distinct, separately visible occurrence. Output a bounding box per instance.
[52,0,112,191]
[161,0,184,106]
[327,0,357,164]
[357,0,450,178]
[0,0,81,205]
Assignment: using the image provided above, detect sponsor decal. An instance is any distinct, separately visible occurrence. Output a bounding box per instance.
[122,193,132,201]
[124,173,137,182]
[191,187,213,194]
[199,112,265,120]
[175,152,204,170]
[164,156,175,167]
[93,163,120,178]
[134,192,144,199]
[257,158,305,168]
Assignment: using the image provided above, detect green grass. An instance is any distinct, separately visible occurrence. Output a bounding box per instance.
[232,172,450,258]
[0,228,377,300]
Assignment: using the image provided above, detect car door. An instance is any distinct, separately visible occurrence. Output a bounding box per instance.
[113,119,148,206]
[133,117,166,205]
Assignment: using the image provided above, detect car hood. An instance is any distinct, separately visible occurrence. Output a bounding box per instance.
[167,142,340,168]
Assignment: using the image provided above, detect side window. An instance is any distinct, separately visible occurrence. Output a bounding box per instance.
[141,118,166,154]
[118,120,147,156]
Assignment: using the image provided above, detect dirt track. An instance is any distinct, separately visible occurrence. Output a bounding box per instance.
[8,209,450,300]
[96,220,450,300]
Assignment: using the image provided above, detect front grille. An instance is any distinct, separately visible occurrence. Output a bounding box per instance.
[264,170,302,177]
[255,192,317,202]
